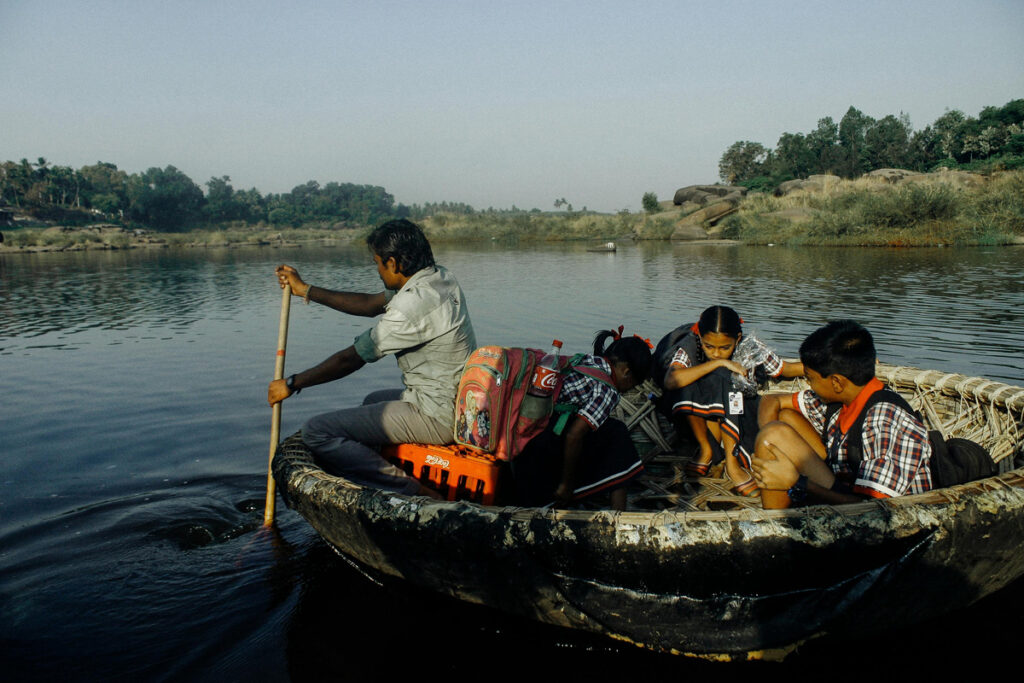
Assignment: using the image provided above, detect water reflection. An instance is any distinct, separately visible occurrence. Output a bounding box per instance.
[2,244,1022,383]
[1,242,1022,679]
[0,249,374,350]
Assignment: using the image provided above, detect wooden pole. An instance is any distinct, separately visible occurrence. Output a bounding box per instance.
[264,284,292,527]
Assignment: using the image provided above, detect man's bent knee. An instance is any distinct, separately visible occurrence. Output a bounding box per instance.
[302,412,340,449]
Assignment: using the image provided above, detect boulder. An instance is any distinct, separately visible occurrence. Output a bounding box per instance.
[803,174,841,192]
[776,179,805,196]
[701,199,740,224]
[675,199,739,227]
[905,168,984,189]
[775,174,841,196]
[670,222,709,240]
[673,184,748,205]
[865,168,923,184]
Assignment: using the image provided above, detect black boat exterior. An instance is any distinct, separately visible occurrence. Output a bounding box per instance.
[273,431,1024,660]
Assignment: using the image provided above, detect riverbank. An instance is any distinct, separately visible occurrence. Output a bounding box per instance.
[0,224,362,253]
[2,169,1022,252]
[719,168,1024,246]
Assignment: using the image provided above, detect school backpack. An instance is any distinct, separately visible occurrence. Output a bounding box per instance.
[652,323,696,388]
[453,346,614,461]
[824,388,995,489]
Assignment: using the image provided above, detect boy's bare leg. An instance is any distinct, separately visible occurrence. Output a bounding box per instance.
[758,392,788,427]
[753,421,836,509]
[778,408,827,460]
[759,394,825,458]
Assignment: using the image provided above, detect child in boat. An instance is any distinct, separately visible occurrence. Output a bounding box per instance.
[511,329,652,511]
[750,320,933,508]
[660,306,804,496]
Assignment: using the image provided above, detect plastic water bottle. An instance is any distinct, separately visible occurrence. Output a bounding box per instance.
[528,340,563,397]
[521,340,562,418]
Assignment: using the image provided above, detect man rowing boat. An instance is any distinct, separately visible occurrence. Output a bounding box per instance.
[268,219,476,497]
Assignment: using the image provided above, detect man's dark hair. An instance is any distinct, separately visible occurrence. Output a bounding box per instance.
[799,319,876,385]
[366,219,435,275]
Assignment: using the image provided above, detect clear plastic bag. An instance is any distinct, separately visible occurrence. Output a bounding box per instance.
[730,333,769,393]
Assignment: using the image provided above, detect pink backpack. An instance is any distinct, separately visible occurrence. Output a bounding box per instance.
[453,346,614,461]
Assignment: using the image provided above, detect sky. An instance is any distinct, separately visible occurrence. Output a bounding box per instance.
[2,0,1022,213]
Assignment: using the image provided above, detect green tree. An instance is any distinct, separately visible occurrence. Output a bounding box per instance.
[863,114,912,170]
[268,206,294,226]
[838,106,875,177]
[772,132,814,179]
[932,109,967,160]
[907,126,940,170]
[233,187,266,223]
[204,175,252,223]
[641,192,660,214]
[718,141,768,183]
[806,118,840,174]
[79,162,129,216]
[0,159,33,207]
[127,165,205,231]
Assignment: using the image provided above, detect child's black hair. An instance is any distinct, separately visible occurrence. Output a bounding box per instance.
[799,319,876,385]
[366,219,436,275]
[593,330,652,382]
[696,305,743,338]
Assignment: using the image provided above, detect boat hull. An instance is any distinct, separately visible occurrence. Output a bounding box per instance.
[273,432,1024,659]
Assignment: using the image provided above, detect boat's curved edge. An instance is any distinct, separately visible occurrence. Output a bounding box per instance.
[274,427,1024,527]
[272,430,1024,657]
[271,365,1024,658]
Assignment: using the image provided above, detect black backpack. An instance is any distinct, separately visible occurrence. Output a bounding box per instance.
[824,388,995,489]
[652,323,696,389]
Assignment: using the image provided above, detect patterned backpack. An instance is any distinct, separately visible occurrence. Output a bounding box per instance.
[453,346,613,461]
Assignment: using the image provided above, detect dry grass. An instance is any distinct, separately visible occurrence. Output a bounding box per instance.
[723,170,1024,245]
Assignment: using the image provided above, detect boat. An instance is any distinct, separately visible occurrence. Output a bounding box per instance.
[271,363,1024,660]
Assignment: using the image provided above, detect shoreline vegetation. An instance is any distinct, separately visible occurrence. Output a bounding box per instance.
[2,167,1022,252]
[5,98,1022,252]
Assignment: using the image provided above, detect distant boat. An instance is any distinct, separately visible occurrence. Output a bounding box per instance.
[273,363,1024,660]
[587,241,616,252]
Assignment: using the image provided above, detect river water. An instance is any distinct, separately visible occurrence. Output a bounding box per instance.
[1,241,1022,679]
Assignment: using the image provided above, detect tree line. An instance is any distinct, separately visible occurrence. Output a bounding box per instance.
[0,160,409,231]
[718,98,1024,191]
[0,158,563,232]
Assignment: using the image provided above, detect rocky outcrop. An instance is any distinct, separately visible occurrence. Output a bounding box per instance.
[904,167,984,189]
[670,194,742,240]
[865,168,924,184]
[670,223,710,240]
[775,174,841,196]
[673,184,748,206]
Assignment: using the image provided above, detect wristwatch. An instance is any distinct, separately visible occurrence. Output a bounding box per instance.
[787,475,808,504]
[286,374,301,394]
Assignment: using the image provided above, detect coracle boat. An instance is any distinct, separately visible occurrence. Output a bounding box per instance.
[272,363,1024,660]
